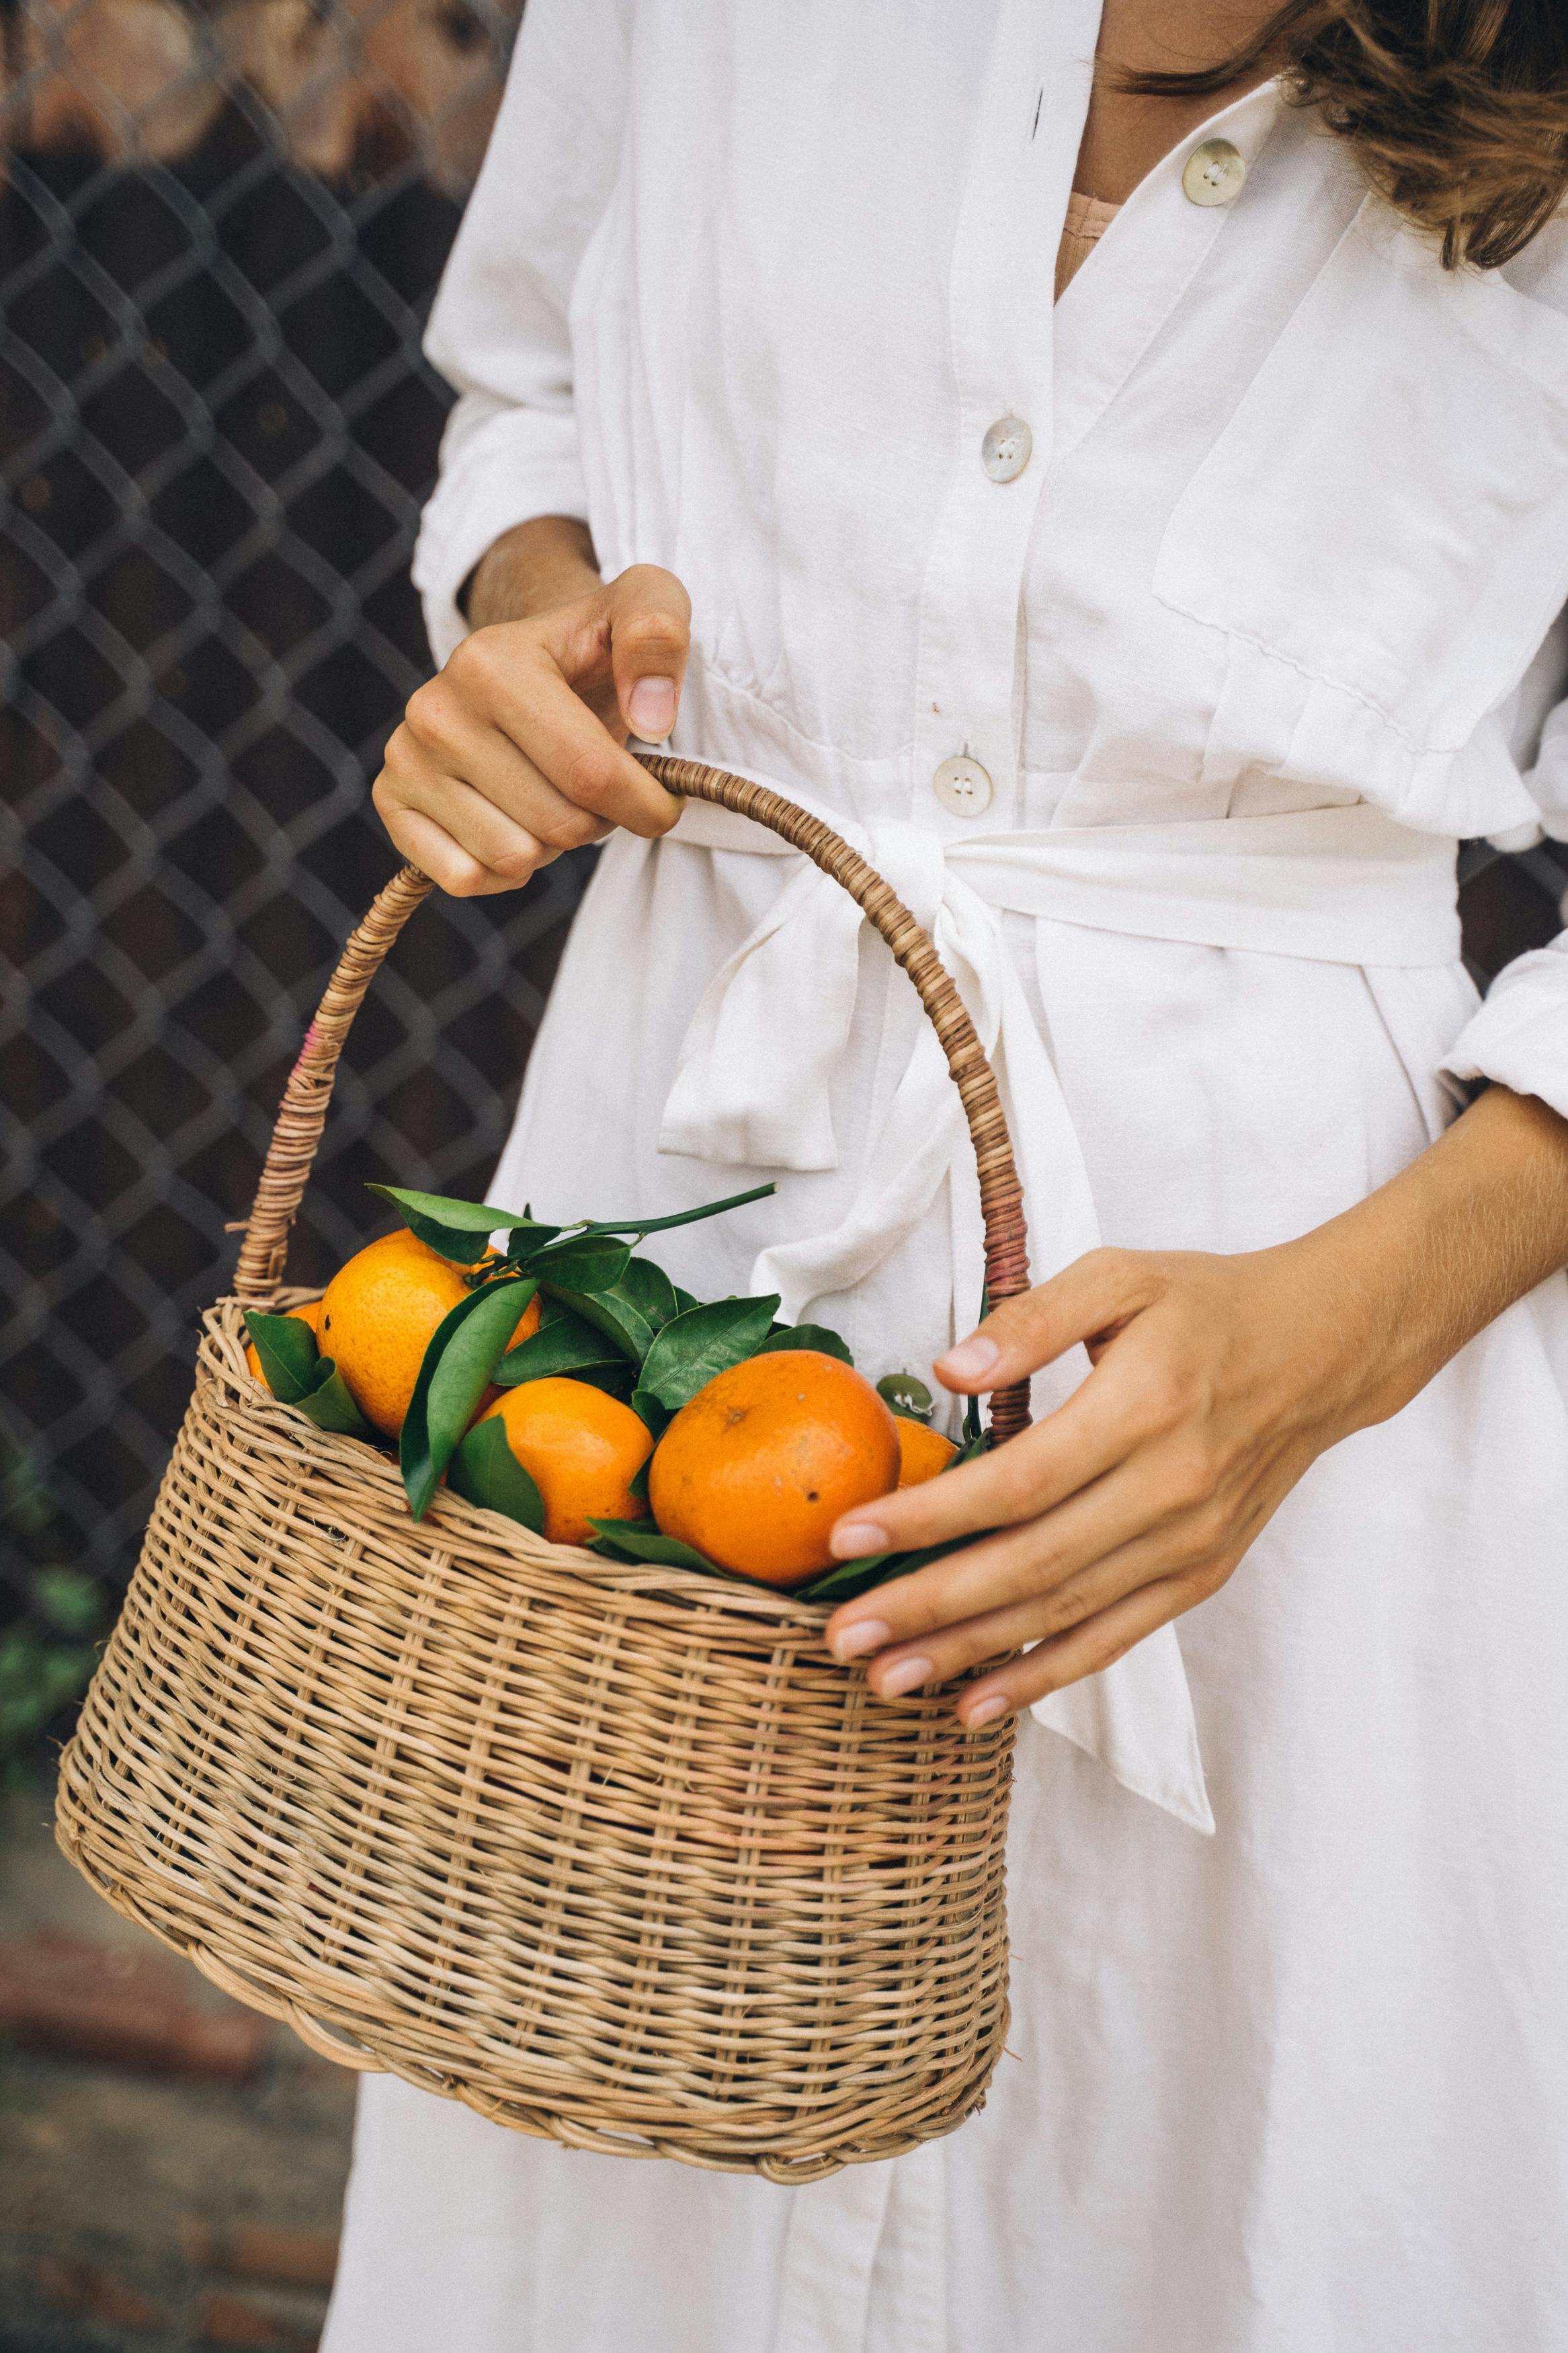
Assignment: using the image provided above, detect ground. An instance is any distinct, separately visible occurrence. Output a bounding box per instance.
[0,1773,356,2353]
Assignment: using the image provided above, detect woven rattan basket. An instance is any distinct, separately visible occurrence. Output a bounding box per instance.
[55,756,1034,2181]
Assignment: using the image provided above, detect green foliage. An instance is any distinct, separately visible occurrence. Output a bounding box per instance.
[241,1310,378,1441]
[0,1429,106,1777]
[399,1278,540,1519]
[587,1518,729,1574]
[759,1324,853,1364]
[446,1415,546,1533]
[636,1296,781,1412]
[876,1371,934,1422]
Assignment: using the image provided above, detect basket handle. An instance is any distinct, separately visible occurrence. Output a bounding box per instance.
[235,756,1032,1441]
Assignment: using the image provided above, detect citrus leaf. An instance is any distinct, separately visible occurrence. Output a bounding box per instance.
[580,1181,776,1238]
[674,1287,699,1313]
[243,1310,321,1402]
[540,1283,655,1365]
[446,1415,546,1533]
[618,1254,680,1333]
[522,1234,633,1292]
[876,1371,934,1423]
[401,1277,538,1521]
[629,1388,671,1438]
[587,1518,722,1572]
[796,1528,994,1605]
[495,1302,625,1387]
[366,1183,559,1265]
[759,1323,854,1366]
[293,1363,380,1441]
[572,1362,638,1400]
[636,1294,781,1412]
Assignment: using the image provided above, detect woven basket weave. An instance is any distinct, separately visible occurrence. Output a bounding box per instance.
[55,756,1033,2180]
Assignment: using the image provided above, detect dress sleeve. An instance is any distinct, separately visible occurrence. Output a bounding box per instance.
[1440,621,1568,1119]
[411,0,630,666]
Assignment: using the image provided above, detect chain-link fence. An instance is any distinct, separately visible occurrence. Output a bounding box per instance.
[4,1,1568,1767]
[0,0,604,1762]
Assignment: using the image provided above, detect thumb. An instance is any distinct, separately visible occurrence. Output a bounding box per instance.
[934,1248,1161,1392]
[606,563,692,743]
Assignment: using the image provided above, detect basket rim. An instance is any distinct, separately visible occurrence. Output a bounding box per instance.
[208,1295,839,1630]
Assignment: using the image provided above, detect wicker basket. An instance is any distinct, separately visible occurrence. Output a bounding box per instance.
[55,756,1034,2181]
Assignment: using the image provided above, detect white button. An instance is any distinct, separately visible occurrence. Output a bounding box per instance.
[981,415,1032,483]
[932,756,993,817]
[1182,138,1246,208]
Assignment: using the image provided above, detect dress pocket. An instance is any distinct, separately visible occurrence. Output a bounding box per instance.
[1154,199,1568,766]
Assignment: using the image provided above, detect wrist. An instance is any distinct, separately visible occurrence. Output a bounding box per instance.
[464,515,601,629]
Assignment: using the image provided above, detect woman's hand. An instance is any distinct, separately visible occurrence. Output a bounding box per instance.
[374,517,690,895]
[823,1086,1568,1726]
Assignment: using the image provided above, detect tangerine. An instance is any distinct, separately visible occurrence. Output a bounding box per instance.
[648,1350,900,1586]
[319,1228,540,1437]
[245,1300,321,1391]
[477,1378,653,1546]
[895,1419,958,1487]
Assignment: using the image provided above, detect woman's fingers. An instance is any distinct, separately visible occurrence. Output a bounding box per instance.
[370,795,544,898]
[934,1248,1169,1395]
[604,562,692,744]
[829,1320,1188,1568]
[857,1512,1226,1698]
[395,690,615,855]
[827,1441,1215,1661]
[950,1575,1201,1726]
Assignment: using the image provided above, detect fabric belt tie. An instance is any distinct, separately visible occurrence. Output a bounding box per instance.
[658,787,1460,1838]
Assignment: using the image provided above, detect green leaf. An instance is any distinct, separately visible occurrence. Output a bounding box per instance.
[962,1389,984,1447]
[876,1371,934,1423]
[580,1181,776,1238]
[540,1284,655,1365]
[243,1310,321,1402]
[446,1415,547,1533]
[796,1528,994,1605]
[496,1302,626,1387]
[673,1287,700,1314]
[30,1566,103,1638]
[292,1365,380,1441]
[571,1361,638,1400]
[636,1294,781,1412]
[401,1278,538,1520]
[523,1234,632,1292]
[587,1517,723,1573]
[759,1323,854,1366]
[628,1388,671,1438]
[618,1254,681,1333]
[366,1183,557,1265]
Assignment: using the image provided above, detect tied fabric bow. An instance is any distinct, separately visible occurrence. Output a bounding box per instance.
[657,793,1214,1835]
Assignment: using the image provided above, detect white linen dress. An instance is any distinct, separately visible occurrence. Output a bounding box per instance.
[321,3,1568,2347]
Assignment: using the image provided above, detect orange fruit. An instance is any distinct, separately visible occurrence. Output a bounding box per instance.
[896,1419,958,1487]
[648,1350,900,1587]
[477,1378,653,1547]
[319,1229,540,1437]
[245,1300,321,1390]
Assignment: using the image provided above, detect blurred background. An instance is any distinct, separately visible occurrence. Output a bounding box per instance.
[2,3,1567,2340]
[0,0,594,2341]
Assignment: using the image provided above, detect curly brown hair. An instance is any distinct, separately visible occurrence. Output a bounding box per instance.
[1124,1,1568,269]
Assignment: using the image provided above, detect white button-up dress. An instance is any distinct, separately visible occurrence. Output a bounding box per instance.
[321,3,1568,2347]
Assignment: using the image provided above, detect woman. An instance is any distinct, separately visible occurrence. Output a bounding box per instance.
[323,3,1568,2347]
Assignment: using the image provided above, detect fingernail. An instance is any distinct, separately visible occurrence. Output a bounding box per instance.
[831,1619,889,1662]
[830,1522,889,1560]
[936,1334,999,1383]
[627,676,675,739]
[964,1695,1010,1728]
[877,1656,933,1699]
